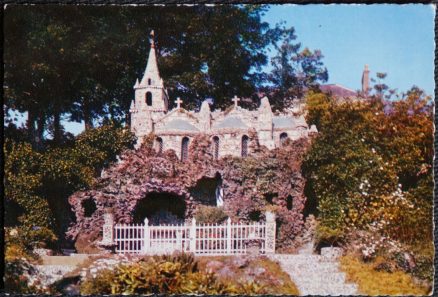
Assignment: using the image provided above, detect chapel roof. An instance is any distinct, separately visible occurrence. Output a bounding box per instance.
[213,116,248,129]
[163,119,199,131]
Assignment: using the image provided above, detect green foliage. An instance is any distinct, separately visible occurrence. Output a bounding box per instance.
[4,139,53,229]
[4,124,135,247]
[303,87,433,247]
[315,225,346,247]
[4,228,43,293]
[406,242,434,282]
[4,5,328,146]
[267,30,328,110]
[66,123,136,174]
[80,253,268,295]
[4,5,299,146]
[4,258,37,293]
[195,205,228,224]
[340,255,430,295]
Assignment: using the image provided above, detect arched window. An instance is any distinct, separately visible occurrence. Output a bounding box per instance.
[148,78,151,85]
[156,137,163,154]
[181,137,189,161]
[146,92,152,106]
[241,135,249,157]
[280,132,288,147]
[286,195,293,210]
[212,136,219,160]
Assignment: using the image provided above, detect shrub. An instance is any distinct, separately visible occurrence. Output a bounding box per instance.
[195,205,228,224]
[315,225,345,248]
[5,226,57,253]
[80,253,272,295]
[4,258,35,293]
[340,255,430,295]
[4,124,136,250]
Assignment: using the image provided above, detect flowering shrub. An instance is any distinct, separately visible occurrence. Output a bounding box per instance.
[304,87,433,284]
[80,253,270,295]
[4,258,36,293]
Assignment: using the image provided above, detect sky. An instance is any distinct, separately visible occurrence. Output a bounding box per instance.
[262,4,435,96]
[8,4,435,136]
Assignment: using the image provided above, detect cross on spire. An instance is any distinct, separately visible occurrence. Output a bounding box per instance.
[149,30,155,48]
[175,97,183,109]
[232,95,240,108]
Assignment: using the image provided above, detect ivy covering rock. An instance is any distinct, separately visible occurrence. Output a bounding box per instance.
[67,133,311,252]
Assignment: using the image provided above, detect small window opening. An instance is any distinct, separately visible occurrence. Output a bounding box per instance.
[146,92,152,106]
[265,193,277,205]
[241,135,249,157]
[181,137,189,161]
[280,132,288,147]
[212,136,219,160]
[287,195,293,210]
[249,210,261,222]
[148,78,151,85]
[82,199,97,217]
[156,137,163,154]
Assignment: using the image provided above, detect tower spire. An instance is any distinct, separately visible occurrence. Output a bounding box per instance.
[139,30,161,87]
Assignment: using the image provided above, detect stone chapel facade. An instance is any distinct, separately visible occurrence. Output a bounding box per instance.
[130,32,317,159]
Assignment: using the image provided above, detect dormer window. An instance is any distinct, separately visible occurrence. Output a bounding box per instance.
[146,92,152,106]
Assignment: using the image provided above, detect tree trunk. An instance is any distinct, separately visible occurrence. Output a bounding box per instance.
[53,111,62,144]
[27,109,44,150]
[83,98,93,130]
[36,114,45,150]
[27,109,37,145]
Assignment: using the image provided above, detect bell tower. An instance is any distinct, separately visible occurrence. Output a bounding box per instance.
[130,30,169,142]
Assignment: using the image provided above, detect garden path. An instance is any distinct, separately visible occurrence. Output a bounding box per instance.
[268,245,359,295]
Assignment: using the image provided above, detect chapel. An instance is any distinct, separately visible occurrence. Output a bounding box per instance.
[129,31,317,159]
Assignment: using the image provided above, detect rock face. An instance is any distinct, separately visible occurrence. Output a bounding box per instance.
[66,134,310,252]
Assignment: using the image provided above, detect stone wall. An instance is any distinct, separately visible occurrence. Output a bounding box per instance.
[66,133,310,252]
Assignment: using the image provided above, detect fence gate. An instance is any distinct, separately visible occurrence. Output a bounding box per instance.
[100,212,276,255]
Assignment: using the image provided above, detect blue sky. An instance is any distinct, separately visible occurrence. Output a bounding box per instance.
[9,4,435,136]
[262,4,435,96]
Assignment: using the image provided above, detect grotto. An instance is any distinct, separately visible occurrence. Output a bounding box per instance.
[66,133,311,252]
[132,192,186,224]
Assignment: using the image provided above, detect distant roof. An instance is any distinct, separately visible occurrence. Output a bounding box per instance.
[163,119,199,131]
[257,84,357,100]
[213,116,248,129]
[319,84,357,98]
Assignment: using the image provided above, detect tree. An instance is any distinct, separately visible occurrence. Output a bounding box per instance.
[4,5,290,146]
[303,85,433,246]
[5,5,328,145]
[4,123,136,244]
[267,28,328,110]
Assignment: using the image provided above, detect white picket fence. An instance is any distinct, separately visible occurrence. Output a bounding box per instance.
[100,212,276,256]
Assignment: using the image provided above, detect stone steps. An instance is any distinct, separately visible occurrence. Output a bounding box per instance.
[286,271,347,284]
[41,254,95,267]
[268,249,359,296]
[31,265,78,288]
